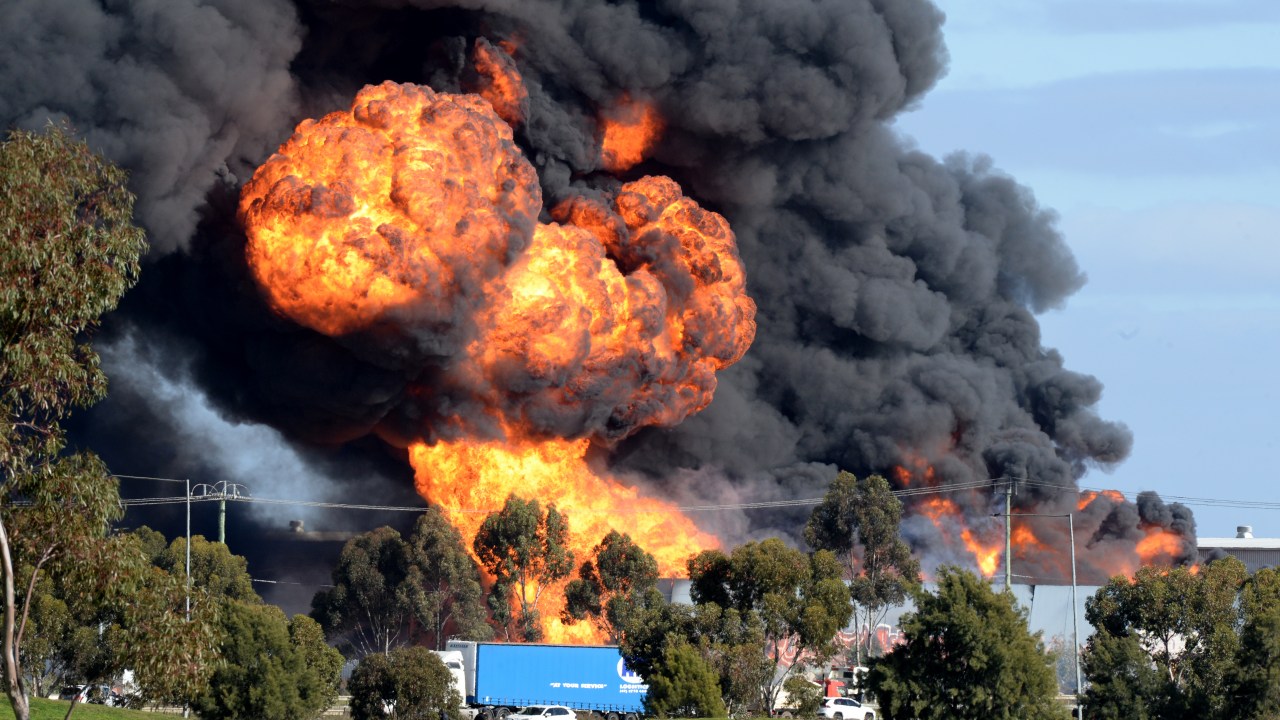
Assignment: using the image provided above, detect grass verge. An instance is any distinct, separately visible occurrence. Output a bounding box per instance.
[5,697,176,720]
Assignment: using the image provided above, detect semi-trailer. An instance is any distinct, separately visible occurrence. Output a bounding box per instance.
[444,641,648,720]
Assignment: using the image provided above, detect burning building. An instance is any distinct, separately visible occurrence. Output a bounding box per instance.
[3,0,1196,620]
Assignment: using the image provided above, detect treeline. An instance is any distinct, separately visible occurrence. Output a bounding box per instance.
[308,472,921,719]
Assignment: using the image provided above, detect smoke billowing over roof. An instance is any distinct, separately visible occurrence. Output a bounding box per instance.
[4,0,1194,599]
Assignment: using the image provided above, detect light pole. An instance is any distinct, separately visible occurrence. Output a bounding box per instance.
[185,478,190,622]
[114,474,194,716]
[111,476,193,620]
[992,511,1083,719]
[1004,479,1013,591]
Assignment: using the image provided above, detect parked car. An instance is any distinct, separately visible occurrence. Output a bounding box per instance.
[56,684,124,706]
[57,686,89,703]
[513,706,577,720]
[818,696,875,720]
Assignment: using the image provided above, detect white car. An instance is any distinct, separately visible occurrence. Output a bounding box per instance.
[513,706,577,720]
[818,696,875,720]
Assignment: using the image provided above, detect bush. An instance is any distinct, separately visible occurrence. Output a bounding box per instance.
[191,602,341,720]
[349,647,462,720]
[643,641,727,719]
[781,675,822,716]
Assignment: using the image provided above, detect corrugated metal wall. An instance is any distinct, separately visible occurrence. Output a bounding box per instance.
[1197,548,1280,573]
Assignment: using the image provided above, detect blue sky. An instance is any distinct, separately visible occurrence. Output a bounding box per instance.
[895,0,1280,539]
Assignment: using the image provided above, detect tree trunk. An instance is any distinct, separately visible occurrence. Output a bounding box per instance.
[0,516,30,720]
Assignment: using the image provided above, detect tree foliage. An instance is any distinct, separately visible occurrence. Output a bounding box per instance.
[1082,558,1247,720]
[1220,566,1280,718]
[312,526,418,658]
[866,566,1065,720]
[0,124,148,720]
[1,455,122,694]
[14,529,221,710]
[687,539,851,712]
[1225,573,1280,720]
[781,674,823,717]
[15,571,68,699]
[0,124,147,468]
[405,507,491,650]
[313,518,490,658]
[563,530,659,643]
[289,614,345,711]
[349,646,462,720]
[804,471,919,663]
[473,495,574,642]
[154,534,260,605]
[620,593,770,717]
[643,640,727,719]
[192,601,342,720]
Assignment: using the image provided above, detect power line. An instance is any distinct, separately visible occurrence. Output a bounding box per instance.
[114,473,1280,515]
[112,474,188,484]
[250,578,334,588]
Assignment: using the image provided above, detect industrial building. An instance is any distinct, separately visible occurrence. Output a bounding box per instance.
[1197,525,1280,573]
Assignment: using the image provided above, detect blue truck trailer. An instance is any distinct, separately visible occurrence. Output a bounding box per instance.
[445,641,647,720]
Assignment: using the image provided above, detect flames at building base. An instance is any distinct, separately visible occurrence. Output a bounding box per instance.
[896,462,1197,585]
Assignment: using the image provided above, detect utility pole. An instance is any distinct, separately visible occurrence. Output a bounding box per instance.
[184,478,192,720]
[993,511,1083,719]
[1004,478,1013,591]
[192,481,247,545]
[1069,513,1083,720]
[185,478,191,620]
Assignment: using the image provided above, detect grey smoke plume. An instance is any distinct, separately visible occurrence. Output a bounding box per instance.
[6,0,1191,590]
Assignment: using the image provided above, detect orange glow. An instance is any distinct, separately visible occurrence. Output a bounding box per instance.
[891,452,937,488]
[963,527,1002,578]
[473,38,528,127]
[898,461,1194,584]
[917,496,1002,578]
[1077,489,1125,511]
[410,435,719,641]
[600,95,664,172]
[467,176,757,438]
[1136,529,1184,565]
[497,36,522,56]
[1011,523,1054,559]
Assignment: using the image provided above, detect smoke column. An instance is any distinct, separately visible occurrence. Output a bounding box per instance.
[2,0,1196,593]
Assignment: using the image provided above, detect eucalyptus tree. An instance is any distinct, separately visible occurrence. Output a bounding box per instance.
[805,470,920,663]
[562,530,659,643]
[0,125,147,719]
[688,539,851,712]
[473,494,574,642]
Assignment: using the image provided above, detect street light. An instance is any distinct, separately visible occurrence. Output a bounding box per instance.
[992,511,1083,720]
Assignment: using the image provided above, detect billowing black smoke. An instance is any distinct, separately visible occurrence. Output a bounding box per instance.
[4,0,1194,597]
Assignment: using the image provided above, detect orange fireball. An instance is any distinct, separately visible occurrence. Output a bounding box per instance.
[240,80,755,642]
[239,82,539,337]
